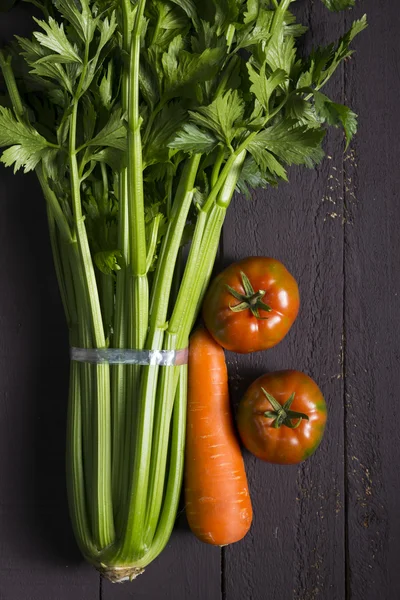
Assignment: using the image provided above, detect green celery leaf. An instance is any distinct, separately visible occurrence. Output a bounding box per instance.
[236,155,271,199]
[161,34,184,78]
[162,36,225,99]
[95,12,118,55]
[0,0,366,253]
[314,91,357,148]
[140,53,160,108]
[144,101,186,165]
[32,53,81,65]
[81,12,117,94]
[17,36,50,65]
[53,0,97,43]
[236,29,271,51]
[214,0,241,34]
[191,20,225,54]
[309,15,367,90]
[1,144,47,173]
[87,109,127,151]
[296,67,313,90]
[265,32,296,74]
[168,0,199,27]
[41,147,59,180]
[147,44,164,89]
[285,93,320,128]
[33,17,82,63]
[285,95,309,121]
[189,90,245,147]
[168,123,218,153]
[247,143,288,181]
[243,0,261,25]
[284,11,308,38]
[94,249,122,275]
[337,14,368,50]
[0,106,53,172]
[56,113,70,146]
[149,0,190,36]
[237,8,273,49]
[18,37,78,93]
[247,63,287,114]
[145,202,164,223]
[321,0,355,11]
[0,104,58,174]
[249,119,325,168]
[83,97,97,143]
[91,147,126,173]
[99,61,114,110]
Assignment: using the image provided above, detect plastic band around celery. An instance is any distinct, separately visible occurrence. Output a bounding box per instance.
[70,347,189,366]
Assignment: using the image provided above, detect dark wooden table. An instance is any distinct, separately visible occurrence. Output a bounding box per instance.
[1,2,399,599]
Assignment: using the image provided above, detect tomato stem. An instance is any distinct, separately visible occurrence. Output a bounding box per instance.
[226,271,272,318]
[262,389,309,429]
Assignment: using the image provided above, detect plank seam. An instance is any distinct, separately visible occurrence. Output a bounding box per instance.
[221,547,226,600]
[342,8,350,600]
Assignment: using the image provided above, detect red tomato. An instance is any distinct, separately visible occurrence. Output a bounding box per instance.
[237,370,327,465]
[202,257,300,353]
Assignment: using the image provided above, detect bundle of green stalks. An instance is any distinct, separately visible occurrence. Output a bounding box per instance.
[0,0,365,582]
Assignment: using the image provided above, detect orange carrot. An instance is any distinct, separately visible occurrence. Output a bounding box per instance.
[185,326,253,545]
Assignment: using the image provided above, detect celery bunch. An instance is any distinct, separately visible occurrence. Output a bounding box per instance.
[0,0,365,582]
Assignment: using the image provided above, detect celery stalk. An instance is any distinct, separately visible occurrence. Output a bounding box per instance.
[0,0,365,582]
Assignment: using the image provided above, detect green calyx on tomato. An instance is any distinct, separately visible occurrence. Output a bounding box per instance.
[227,271,272,319]
[262,389,309,429]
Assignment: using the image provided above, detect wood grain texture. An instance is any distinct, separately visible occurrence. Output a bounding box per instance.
[222,3,347,598]
[222,144,346,598]
[0,1,399,599]
[343,2,400,599]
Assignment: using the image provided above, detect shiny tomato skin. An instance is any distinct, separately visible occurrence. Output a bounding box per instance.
[237,370,327,465]
[202,257,300,353]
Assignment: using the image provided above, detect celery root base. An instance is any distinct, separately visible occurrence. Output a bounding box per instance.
[97,564,145,583]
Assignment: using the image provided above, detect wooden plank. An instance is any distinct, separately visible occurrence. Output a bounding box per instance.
[3,3,400,600]
[222,4,347,599]
[344,3,400,599]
